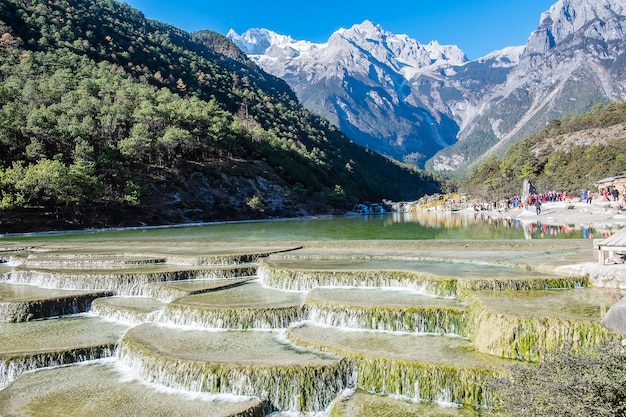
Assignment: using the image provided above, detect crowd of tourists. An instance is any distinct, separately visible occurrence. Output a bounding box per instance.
[471,183,626,217]
[473,190,573,213]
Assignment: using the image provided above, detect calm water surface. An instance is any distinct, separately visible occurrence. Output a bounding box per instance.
[6,211,599,242]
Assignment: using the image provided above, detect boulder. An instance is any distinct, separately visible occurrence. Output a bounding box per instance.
[602,297,626,335]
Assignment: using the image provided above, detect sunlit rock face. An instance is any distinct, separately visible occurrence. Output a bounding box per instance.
[229,0,626,171]
[229,21,468,167]
[527,0,626,54]
[428,0,626,171]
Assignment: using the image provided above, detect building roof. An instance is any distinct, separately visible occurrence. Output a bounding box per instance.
[598,174,626,184]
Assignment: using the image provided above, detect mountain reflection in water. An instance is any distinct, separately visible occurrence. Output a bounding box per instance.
[7,210,610,242]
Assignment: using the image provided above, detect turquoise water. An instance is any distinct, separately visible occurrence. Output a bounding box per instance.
[4,211,596,242]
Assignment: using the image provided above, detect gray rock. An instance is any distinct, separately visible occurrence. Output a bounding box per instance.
[602,296,626,335]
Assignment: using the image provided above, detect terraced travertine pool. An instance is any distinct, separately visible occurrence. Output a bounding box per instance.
[0,235,620,417]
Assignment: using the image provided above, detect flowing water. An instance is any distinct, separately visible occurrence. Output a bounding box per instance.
[0,213,621,416]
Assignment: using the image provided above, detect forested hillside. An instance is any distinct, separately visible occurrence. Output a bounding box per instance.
[0,0,441,233]
[461,102,626,200]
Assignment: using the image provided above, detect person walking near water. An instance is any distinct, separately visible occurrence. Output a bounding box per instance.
[535,198,542,215]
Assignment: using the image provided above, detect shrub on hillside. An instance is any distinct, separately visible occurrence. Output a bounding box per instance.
[491,340,626,417]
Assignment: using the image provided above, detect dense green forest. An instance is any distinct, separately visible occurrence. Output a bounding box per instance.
[0,0,442,232]
[460,101,626,200]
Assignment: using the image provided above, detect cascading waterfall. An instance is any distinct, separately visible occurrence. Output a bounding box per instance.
[257,261,457,296]
[159,304,304,329]
[303,287,467,335]
[135,277,256,303]
[0,239,620,416]
[285,323,509,410]
[127,284,191,303]
[157,281,306,330]
[305,304,467,335]
[8,265,257,296]
[463,290,619,361]
[90,297,165,325]
[457,276,591,292]
[0,361,272,417]
[13,256,168,269]
[117,326,352,412]
[0,269,11,282]
[0,345,116,389]
[165,253,273,266]
[0,292,111,322]
[353,357,498,408]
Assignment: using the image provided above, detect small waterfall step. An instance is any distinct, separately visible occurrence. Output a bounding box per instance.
[259,258,458,296]
[143,276,256,302]
[0,361,268,417]
[0,283,112,322]
[0,265,13,281]
[465,287,620,361]
[118,323,350,412]
[0,316,128,389]
[90,296,165,325]
[159,281,304,329]
[5,242,302,268]
[286,322,514,409]
[331,390,492,417]
[305,287,466,335]
[15,254,169,269]
[8,263,257,295]
[260,257,589,296]
[164,250,295,266]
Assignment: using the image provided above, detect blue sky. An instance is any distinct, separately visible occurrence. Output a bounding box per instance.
[122,0,556,60]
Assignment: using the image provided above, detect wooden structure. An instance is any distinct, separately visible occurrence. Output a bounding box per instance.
[597,173,626,198]
[596,228,626,264]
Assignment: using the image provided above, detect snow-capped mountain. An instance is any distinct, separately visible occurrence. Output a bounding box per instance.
[229,21,468,165]
[228,0,626,171]
[226,28,319,56]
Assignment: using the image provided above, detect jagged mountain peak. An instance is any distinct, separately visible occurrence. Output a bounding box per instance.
[335,19,380,37]
[229,21,468,67]
[476,45,525,67]
[226,27,321,56]
[431,0,626,172]
[227,21,470,165]
[526,0,626,54]
[328,20,468,69]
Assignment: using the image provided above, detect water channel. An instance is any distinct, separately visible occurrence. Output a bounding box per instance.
[0,211,621,416]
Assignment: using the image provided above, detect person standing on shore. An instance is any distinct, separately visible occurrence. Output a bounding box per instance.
[535,197,542,215]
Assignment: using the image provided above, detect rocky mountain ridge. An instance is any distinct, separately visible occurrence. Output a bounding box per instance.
[228,0,626,172]
[228,20,468,166]
[446,0,626,170]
